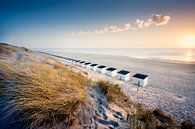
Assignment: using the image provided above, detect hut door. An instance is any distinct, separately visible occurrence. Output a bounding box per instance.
[138,81,140,86]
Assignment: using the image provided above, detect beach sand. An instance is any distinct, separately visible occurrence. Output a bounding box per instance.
[53,52,195,124]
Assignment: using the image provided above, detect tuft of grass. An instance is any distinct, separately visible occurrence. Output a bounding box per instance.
[153,108,175,125]
[96,80,132,108]
[96,80,124,101]
[0,61,89,128]
[128,104,178,129]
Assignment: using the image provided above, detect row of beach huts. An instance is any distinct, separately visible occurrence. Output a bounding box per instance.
[44,52,149,87]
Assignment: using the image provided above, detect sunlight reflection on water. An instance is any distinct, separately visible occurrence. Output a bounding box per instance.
[185,50,192,62]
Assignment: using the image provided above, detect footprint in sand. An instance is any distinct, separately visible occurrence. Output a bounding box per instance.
[89,88,131,128]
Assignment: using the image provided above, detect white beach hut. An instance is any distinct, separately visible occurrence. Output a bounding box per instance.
[81,62,88,68]
[87,63,92,69]
[67,58,72,64]
[71,59,77,65]
[65,58,69,63]
[90,64,98,71]
[106,67,117,77]
[76,60,81,65]
[72,59,76,65]
[117,70,130,81]
[132,73,148,87]
[79,61,85,67]
[96,65,107,74]
[69,59,73,64]
[66,58,70,63]
[83,62,91,69]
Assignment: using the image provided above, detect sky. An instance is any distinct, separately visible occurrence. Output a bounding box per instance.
[0,0,195,48]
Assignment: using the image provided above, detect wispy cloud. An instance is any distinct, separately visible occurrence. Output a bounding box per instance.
[73,14,170,35]
[94,23,131,34]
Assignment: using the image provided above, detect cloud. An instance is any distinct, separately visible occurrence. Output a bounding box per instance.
[150,14,171,25]
[134,14,171,29]
[94,23,131,34]
[135,19,145,29]
[73,14,170,35]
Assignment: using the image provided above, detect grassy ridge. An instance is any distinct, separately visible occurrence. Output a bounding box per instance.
[1,62,87,128]
[0,44,89,128]
[96,80,178,129]
[96,80,133,109]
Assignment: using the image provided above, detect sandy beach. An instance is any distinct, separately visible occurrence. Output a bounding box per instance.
[52,52,195,124]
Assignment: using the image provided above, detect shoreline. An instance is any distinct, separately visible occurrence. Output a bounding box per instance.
[48,50,195,65]
[51,51,195,124]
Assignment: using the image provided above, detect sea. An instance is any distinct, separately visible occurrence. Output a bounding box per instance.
[36,48,195,64]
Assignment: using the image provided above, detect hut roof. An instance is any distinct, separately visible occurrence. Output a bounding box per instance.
[106,67,117,71]
[90,64,98,66]
[97,65,106,69]
[84,62,91,65]
[118,70,130,75]
[133,73,148,79]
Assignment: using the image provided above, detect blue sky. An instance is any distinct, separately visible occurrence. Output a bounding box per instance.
[1,0,195,48]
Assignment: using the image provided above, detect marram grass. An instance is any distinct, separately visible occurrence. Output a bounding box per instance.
[0,61,88,128]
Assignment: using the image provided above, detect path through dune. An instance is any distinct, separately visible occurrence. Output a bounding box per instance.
[86,86,130,129]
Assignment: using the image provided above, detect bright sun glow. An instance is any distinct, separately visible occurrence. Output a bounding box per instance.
[181,35,195,48]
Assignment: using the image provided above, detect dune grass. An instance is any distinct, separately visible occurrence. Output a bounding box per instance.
[96,80,132,108]
[0,60,89,128]
[96,80,178,129]
[132,105,177,129]
[0,43,17,55]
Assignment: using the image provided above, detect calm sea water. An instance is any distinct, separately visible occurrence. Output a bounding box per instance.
[37,48,195,64]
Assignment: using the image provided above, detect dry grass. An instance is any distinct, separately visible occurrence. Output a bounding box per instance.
[96,80,178,129]
[0,62,14,95]
[96,80,132,108]
[153,108,175,125]
[0,60,89,128]
[0,43,17,55]
[96,80,125,101]
[131,107,178,129]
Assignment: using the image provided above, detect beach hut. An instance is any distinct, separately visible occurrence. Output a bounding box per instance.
[79,61,85,67]
[90,64,98,71]
[69,59,73,64]
[83,62,91,69]
[71,59,77,65]
[106,67,117,77]
[117,70,130,81]
[71,59,76,65]
[76,60,81,65]
[81,62,89,68]
[76,60,80,65]
[96,65,107,74]
[66,58,70,63]
[68,58,72,64]
[132,73,148,87]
